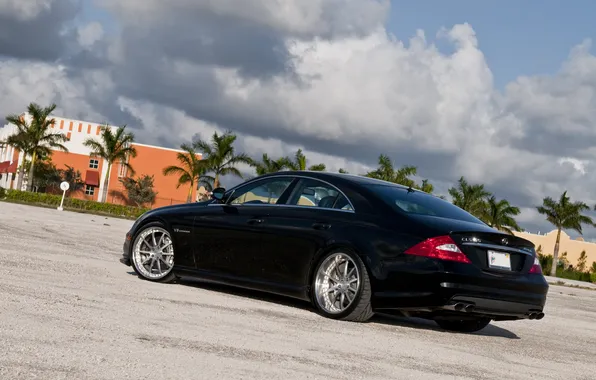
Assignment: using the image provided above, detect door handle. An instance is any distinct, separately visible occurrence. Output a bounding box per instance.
[247,218,264,225]
[312,222,331,230]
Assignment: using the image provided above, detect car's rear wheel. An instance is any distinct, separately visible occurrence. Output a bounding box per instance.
[311,249,374,322]
[130,222,176,283]
[435,317,491,333]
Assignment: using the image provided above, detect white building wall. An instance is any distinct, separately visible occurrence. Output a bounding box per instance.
[0,123,18,189]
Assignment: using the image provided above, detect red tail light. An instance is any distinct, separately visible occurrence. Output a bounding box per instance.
[529,256,542,274]
[404,235,471,264]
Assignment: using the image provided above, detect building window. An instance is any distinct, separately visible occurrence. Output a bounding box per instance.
[118,158,128,177]
[85,185,95,196]
[89,159,99,169]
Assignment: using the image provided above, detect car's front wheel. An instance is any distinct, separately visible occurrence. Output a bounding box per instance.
[435,317,491,333]
[311,249,374,322]
[130,222,176,283]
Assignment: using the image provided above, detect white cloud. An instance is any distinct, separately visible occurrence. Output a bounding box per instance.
[212,23,494,157]
[77,22,103,47]
[0,0,53,21]
[3,0,596,236]
[558,157,588,175]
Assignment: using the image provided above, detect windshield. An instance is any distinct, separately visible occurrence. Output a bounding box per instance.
[365,184,485,225]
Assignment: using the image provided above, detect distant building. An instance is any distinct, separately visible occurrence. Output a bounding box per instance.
[0,114,201,208]
[513,230,596,268]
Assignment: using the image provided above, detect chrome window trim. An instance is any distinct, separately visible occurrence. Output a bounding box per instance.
[207,202,355,213]
[207,174,356,213]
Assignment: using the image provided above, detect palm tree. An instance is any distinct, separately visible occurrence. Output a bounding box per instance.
[192,131,253,188]
[482,196,521,234]
[119,174,158,207]
[283,149,326,171]
[5,103,69,191]
[32,160,62,192]
[448,176,491,219]
[338,168,349,174]
[536,191,594,277]
[365,154,417,187]
[2,126,29,190]
[418,179,434,194]
[61,165,85,194]
[163,143,213,203]
[253,153,289,175]
[83,124,137,203]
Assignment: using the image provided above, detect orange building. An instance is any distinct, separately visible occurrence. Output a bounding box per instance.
[0,114,201,208]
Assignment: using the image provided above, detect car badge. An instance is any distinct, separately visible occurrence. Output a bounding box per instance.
[501,238,509,245]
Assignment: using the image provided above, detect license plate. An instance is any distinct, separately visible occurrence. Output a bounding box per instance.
[487,250,511,270]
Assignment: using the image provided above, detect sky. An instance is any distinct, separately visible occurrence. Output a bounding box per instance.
[1,0,596,240]
[389,0,596,89]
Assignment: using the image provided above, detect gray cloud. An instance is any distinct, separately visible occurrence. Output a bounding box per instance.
[0,0,81,61]
[3,0,596,238]
[102,0,389,40]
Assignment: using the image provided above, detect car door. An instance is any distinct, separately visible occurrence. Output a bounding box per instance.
[192,176,296,280]
[255,177,358,289]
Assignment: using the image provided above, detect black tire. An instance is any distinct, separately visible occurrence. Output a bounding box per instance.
[130,221,177,284]
[435,317,491,333]
[311,248,374,322]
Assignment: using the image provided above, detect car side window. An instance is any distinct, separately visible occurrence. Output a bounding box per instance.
[289,179,353,211]
[228,178,294,205]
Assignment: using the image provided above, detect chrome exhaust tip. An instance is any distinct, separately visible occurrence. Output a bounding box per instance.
[535,312,545,320]
[528,313,536,320]
[464,304,475,313]
[453,303,465,311]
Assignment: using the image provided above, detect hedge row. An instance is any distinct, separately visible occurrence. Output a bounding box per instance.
[0,189,150,218]
[538,253,596,283]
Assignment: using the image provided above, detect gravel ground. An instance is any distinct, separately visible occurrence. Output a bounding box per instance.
[1,202,595,380]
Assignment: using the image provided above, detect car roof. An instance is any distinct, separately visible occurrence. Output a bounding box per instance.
[262,170,413,190]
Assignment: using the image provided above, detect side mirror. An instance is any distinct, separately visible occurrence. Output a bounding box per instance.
[211,187,226,201]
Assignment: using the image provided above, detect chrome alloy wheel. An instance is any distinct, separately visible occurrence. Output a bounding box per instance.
[314,253,361,314]
[132,227,174,279]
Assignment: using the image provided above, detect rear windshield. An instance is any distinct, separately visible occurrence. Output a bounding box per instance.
[365,184,485,224]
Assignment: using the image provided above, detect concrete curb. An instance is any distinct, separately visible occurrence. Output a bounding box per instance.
[544,275,596,290]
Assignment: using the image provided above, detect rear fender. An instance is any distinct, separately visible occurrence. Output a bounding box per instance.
[306,241,378,295]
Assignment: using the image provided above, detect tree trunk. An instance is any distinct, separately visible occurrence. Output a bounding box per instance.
[213,174,220,189]
[186,181,194,203]
[16,163,25,191]
[26,151,37,192]
[101,162,111,203]
[550,228,562,277]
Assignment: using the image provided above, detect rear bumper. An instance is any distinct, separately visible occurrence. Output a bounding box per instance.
[371,263,549,319]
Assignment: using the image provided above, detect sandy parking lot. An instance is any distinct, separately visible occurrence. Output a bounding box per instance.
[0,202,595,380]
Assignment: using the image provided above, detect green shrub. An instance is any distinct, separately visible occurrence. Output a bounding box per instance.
[538,253,553,274]
[2,189,149,218]
[556,268,592,283]
[0,187,5,199]
[591,273,596,284]
[538,253,594,283]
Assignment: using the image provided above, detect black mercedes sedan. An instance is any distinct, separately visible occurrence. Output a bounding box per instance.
[120,171,549,332]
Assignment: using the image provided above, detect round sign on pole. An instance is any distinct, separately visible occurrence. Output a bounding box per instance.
[57,181,69,211]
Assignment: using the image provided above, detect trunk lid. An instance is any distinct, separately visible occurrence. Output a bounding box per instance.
[450,232,535,274]
[410,214,536,274]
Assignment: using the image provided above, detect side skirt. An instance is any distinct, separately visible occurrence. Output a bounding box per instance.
[172,266,311,302]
